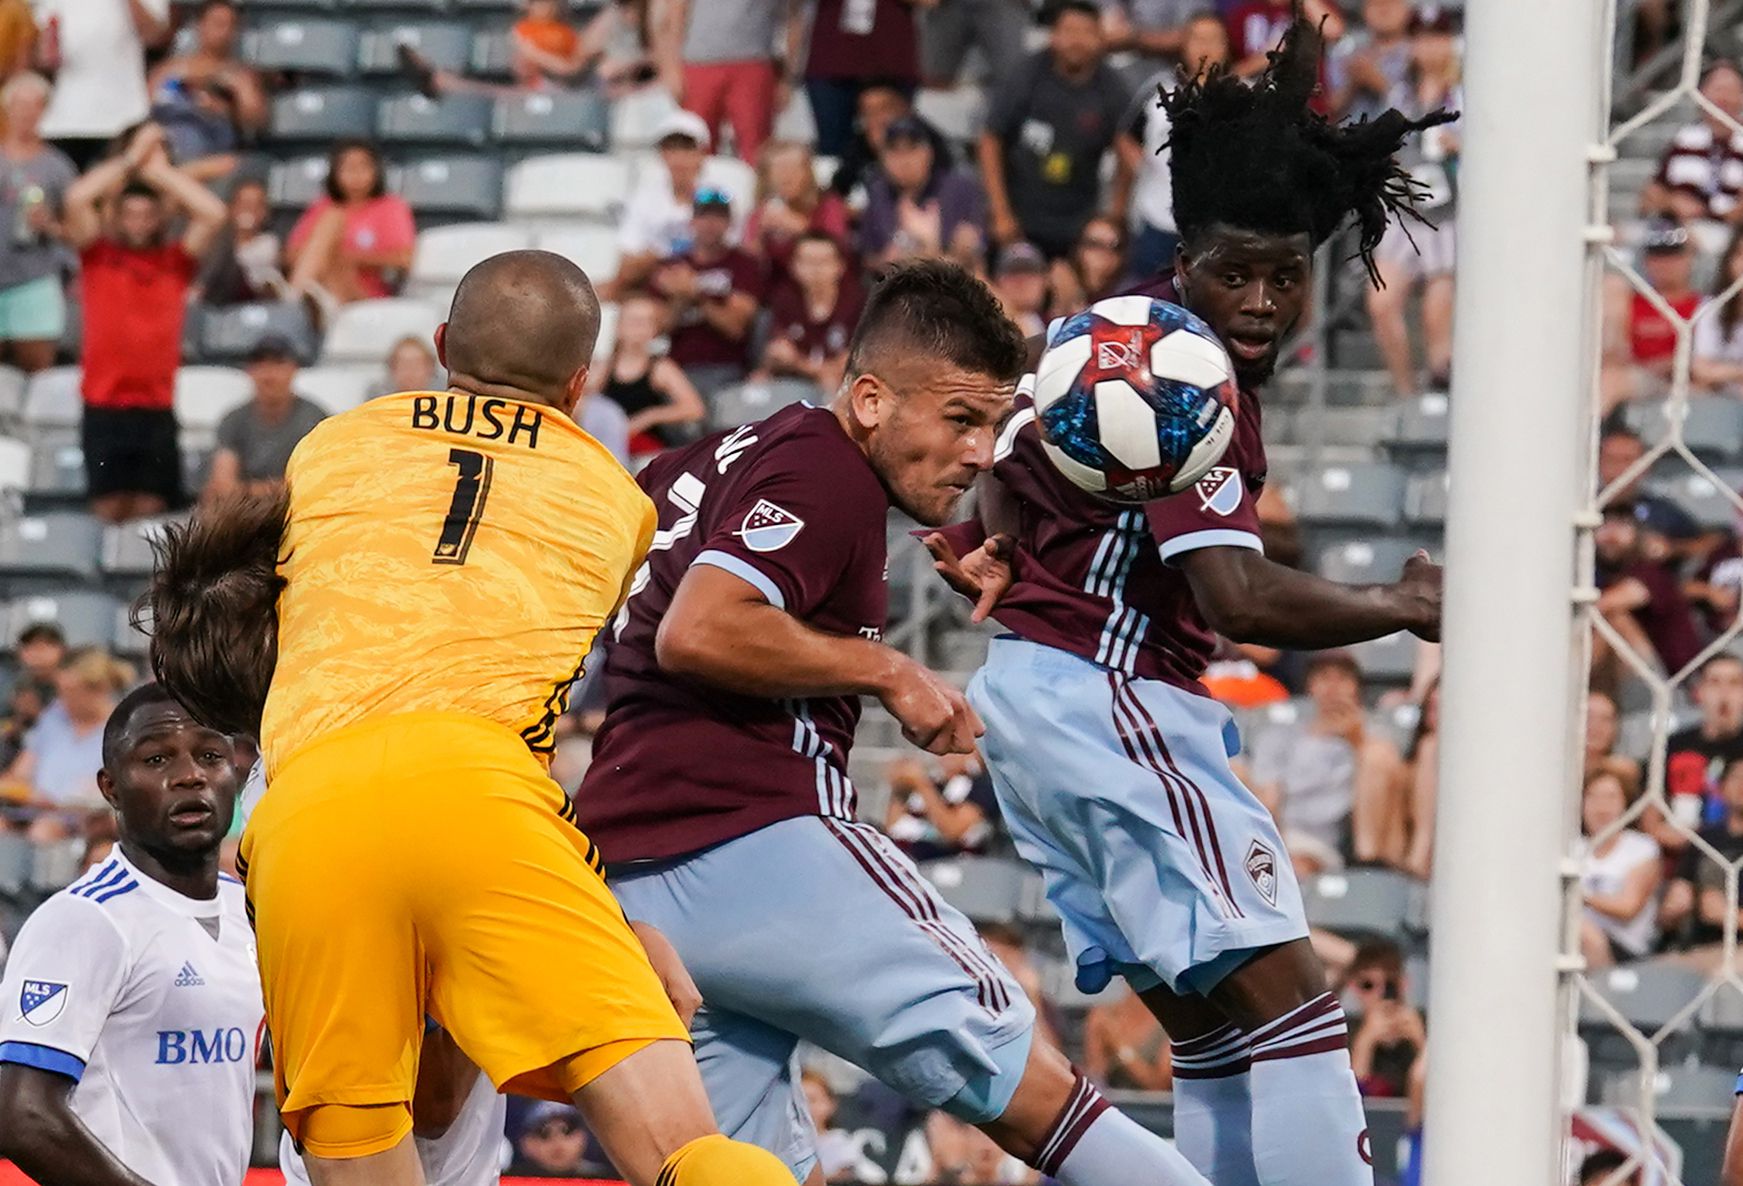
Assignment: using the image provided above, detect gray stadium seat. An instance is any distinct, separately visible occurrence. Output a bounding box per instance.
[322,298,443,364]
[532,225,620,280]
[470,30,513,78]
[1349,630,1417,684]
[914,85,987,145]
[1699,984,1743,1031]
[1388,393,1450,452]
[1294,462,1407,527]
[101,516,178,580]
[29,838,83,893]
[0,512,102,580]
[243,20,359,76]
[1301,868,1414,936]
[1629,396,1743,460]
[392,155,504,219]
[271,86,377,141]
[920,857,1036,926]
[175,367,254,439]
[0,830,29,894]
[492,91,611,150]
[6,592,120,651]
[0,436,29,494]
[608,88,681,151]
[1404,469,1449,526]
[296,365,379,414]
[198,301,317,362]
[1316,537,1421,585]
[1645,468,1743,531]
[1599,1064,1737,1109]
[22,368,81,434]
[268,154,334,211]
[504,154,632,221]
[410,223,534,291]
[28,438,81,496]
[377,93,491,146]
[1579,964,1707,1033]
[342,0,450,9]
[709,379,821,430]
[0,365,26,429]
[358,22,471,75]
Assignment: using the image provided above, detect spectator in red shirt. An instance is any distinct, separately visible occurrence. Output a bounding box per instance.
[760,230,861,394]
[285,140,416,317]
[1601,218,1701,412]
[62,124,224,524]
[1227,0,1344,78]
[744,140,851,297]
[803,0,920,157]
[1655,653,1743,851]
[651,189,763,397]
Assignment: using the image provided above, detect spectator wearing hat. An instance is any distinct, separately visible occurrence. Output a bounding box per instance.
[1600,218,1702,412]
[650,188,763,398]
[761,230,861,394]
[202,336,327,503]
[860,114,985,269]
[0,72,76,375]
[1642,60,1743,231]
[510,1101,594,1176]
[64,123,225,525]
[978,1,1135,259]
[658,0,803,164]
[1594,499,1703,682]
[1596,425,1700,546]
[827,82,948,202]
[608,109,747,299]
[803,0,920,158]
[1366,5,1462,398]
[992,242,1049,337]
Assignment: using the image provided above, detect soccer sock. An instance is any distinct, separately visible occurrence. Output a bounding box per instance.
[1246,993,1374,1186]
[656,1133,794,1186]
[1031,1069,1211,1186]
[1170,1023,1262,1186]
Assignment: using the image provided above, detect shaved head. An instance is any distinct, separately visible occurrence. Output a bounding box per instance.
[441,251,601,404]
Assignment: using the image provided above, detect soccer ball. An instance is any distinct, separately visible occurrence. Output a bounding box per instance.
[1032,294,1238,504]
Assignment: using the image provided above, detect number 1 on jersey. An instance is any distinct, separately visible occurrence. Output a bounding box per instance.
[432,448,493,565]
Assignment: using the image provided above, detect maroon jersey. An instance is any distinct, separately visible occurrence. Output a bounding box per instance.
[935,282,1266,694]
[575,403,890,862]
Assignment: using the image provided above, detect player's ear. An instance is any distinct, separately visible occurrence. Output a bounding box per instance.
[557,364,588,418]
[433,324,449,371]
[1172,241,1191,299]
[846,372,886,431]
[96,767,119,813]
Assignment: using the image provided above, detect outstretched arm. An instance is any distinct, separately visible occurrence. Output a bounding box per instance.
[0,1065,157,1186]
[1179,546,1441,648]
[1724,1089,1743,1186]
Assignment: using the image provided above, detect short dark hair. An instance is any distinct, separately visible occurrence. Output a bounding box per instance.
[1305,650,1362,683]
[1347,938,1404,980]
[846,260,1027,386]
[1042,0,1101,24]
[324,139,386,203]
[118,181,160,205]
[101,682,183,770]
[17,622,64,648]
[1577,1148,1634,1186]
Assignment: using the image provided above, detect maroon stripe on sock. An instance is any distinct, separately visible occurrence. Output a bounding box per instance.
[1172,1055,1254,1080]
[1035,1073,1110,1177]
[1246,992,1338,1047]
[1172,1022,1243,1057]
[1249,1033,1352,1064]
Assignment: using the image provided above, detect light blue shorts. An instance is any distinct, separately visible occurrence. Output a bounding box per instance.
[610,815,1036,1181]
[0,274,65,341]
[969,636,1308,998]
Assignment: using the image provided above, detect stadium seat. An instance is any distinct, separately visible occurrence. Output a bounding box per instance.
[393,155,504,220]
[772,88,817,146]
[700,155,758,209]
[6,592,120,649]
[322,298,443,364]
[22,367,81,434]
[1294,462,1407,527]
[1699,983,1743,1031]
[1301,868,1414,936]
[377,93,492,146]
[1404,469,1449,527]
[608,87,681,151]
[175,367,254,438]
[243,20,359,76]
[533,225,620,280]
[1315,537,1421,586]
[914,85,987,145]
[1578,964,1707,1034]
[1629,396,1743,460]
[0,436,28,494]
[920,857,1036,926]
[0,366,26,428]
[504,154,632,221]
[411,223,534,291]
[1349,630,1417,684]
[29,838,83,893]
[341,0,450,9]
[470,30,513,78]
[242,0,339,10]
[268,154,335,212]
[492,91,610,150]
[198,301,317,363]
[0,831,29,895]
[271,86,377,141]
[27,438,82,497]
[1645,468,1743,531]
[0,511,101,580]
[1598,1064,1736,1109]
[709,379,821,430]
[296,365,378,414]
[1388,393,1450,452]
[357,21,471,75]
[100,516,179,580]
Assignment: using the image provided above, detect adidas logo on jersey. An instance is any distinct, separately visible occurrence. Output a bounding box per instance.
[173,962,204,988]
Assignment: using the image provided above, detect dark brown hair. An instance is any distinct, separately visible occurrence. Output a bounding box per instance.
[135,489,289,738]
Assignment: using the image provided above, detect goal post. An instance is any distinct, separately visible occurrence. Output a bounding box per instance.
[1425,0,1606,1181]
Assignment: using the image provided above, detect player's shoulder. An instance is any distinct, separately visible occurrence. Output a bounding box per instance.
[26,864,136,942]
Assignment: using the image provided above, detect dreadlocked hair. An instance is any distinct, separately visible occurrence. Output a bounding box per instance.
[1161,13,1458,285]
[133,487,289,738]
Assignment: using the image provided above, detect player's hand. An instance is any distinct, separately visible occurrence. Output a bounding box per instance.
[629,920,702,1029]
[1394,550,1443,643]
[881,657,983,756]
[924,532,1014,624]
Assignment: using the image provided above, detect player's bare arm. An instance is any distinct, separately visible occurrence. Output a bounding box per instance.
[1180,545,1442,646]
[0,1044,159,1186]
[1724,1091,1743,1186]
[659,564,982,755]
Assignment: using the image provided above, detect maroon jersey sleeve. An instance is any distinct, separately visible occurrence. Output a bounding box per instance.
[1144,441,1265,565]
[692,444,880,617]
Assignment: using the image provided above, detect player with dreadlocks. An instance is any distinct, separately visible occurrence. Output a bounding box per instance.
[923,18,1451,1186]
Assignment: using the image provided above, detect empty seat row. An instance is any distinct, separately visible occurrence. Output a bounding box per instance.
[23,368,254,438]
[271,85,611,150]
[408,221,621,292]
[0,513,187,584]
[246,20,524,80]
[3,591,143,655]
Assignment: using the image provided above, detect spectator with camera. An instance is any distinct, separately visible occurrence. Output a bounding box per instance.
[1342,940,1425,1098]
[650,188,762,398]
[194,177,288,308]
[745,140,851,295]
[0,71,75,375]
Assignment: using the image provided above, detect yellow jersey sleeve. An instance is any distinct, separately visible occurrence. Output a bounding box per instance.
[260,391,654,775]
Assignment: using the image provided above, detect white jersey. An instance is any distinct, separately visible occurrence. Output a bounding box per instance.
[279,1069,507,1186]
[0,846,264,1186]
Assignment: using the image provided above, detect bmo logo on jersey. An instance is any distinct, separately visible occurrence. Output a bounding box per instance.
[156,1027,248,1065]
